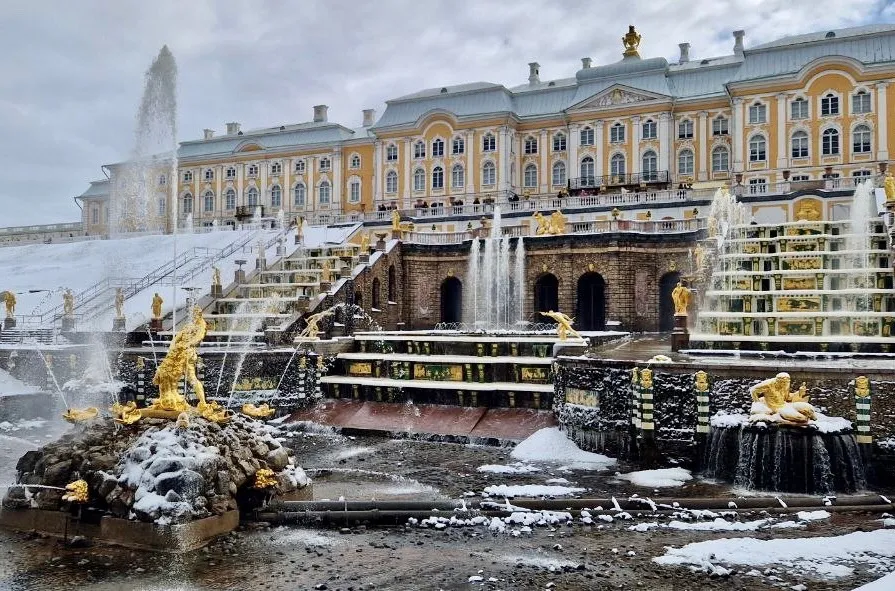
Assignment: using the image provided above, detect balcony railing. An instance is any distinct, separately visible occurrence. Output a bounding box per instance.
[569,171,670,189]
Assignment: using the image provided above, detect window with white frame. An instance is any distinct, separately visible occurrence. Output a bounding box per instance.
[712,146,729,172]
[482,133,496,152]
[349,180,361,203]
[158,174,167,186]
[524,136,538,154]
[552,161,566,186]
[432,139,445,157]
[92,208,98,224]
[318,180,331,204]
[580,156,594,181]
[294,160,305,174]
[748,178,768,194]
[386,144,398,162]
[204,191,214,212]
[852,124,871,153]
[204,168,214,181]
[552,133,566,152]
[271,185,282,208]
[523,164,537,188]
[712,116,729,136]
[293,184,305,206]
[852,90,871,114]
[748,102,766,124]
[791,97,809,120]
[349,154,361,169]
[247,164,258,177]
[247,187,259,206]
[610,153,626,178]
[226,167,236,180]
[183,170,193,183]
[677,149,694,176]
[853,169,872,178]
[412,141,424,159]
[749,135,767,161]
[642,119,656,140]
[610,122,625,143]
[821,93,839,116]
[822,128,840,155]
[791,174,810,182]
[678,119,694,139]
[270,162,282,175]
[225,188,236,209]
[482,161,496,186]
[319,157,331,172]
[158,198,166,215]
[413,168,425,191]
[452,137,465,155]
[579,126,594,145]
[385,170,398,193]
[432,166,444,189]
[791,131,809,158]
[642,150,658,181]
[182,193,193,213]
[451,164,465,188]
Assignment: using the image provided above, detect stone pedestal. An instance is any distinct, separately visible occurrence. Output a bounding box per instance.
[359,254,370,264]
[3,317,16,330]
[112,317,126,332]
[150,318,163,332]
[255,257,266,271]
[61,317,76,332]
[671,314,689,352]
[234,269,246,285]
[210,285,223,298]
[319,281,332,294]
[375,239,386,251]
[390,229,401,240]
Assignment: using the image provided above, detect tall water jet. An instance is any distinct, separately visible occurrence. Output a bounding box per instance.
[845,180,877,313]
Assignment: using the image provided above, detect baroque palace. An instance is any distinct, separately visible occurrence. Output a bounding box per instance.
[74,24,895,235]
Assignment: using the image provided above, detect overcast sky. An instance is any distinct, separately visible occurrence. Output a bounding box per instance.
[0,0,891,226]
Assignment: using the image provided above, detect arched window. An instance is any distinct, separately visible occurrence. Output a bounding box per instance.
[247,187,259,206]
[247,164,258,177]
[822,128,840,155]
[451,164,465,188]
[821,93,839,116]
[318,180,331,204]
[182,193,193,214]
[552,132,566,152]
[524,136,538,154]
[580,156,594,182]
[293,184,306,206]
[413,168,426,191]
[270,162,282,175]
[749,134,766,161]
[791,131,809,158]
[580,126,594,146]
[225,166,236,180]
[676,149,693,176]
[642,119,656,140]
[523,163,537,188]
[482,161,496,186]
[386,144,398,162]
[482,133,496,152]
[610,122,625,143]
[204,168,214,181]
[183,170,193,183]
[552,161,566,186]
[388,265,396,302]
[452,136,465,155]
[371,277,382,309]
[432,138,444,157]
[610,153,626,178]
[349,180,361,203]
[225,188,236,210]
[853,125,872,153]
[711,146,729,172]
[203,190,214,212]
[386,170,398,193]
[294,160,305,174]
[319,157,331,172]
[432,166,444,189]
[414,140,425,159]
[642,150,658,181]
[349,154,361,169]
[270,185,282,207]
[853,90,871,114]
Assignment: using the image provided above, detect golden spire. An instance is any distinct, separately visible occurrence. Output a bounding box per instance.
[622,25,641,58]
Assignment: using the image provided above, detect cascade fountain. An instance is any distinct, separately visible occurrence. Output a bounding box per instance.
[465,208,526,330]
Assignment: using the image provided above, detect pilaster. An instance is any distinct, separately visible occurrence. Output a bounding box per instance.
[776,93,787,170]
[877,82,889,161]
[539,129,549,194]
[697,111,708,181]
[631,116,641,175]
[569,123,579,182]
[732,98,745,173]
[466,130,475,195]
[658,113,670,176]
[595,120,605,178]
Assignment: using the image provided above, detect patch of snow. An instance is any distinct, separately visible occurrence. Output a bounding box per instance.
[617,468,692,488]
[483,484,584,498]
[477,463,538,475]
[510,427,615,470]
[0,369,39,395]
[854,570,895,590]
[0,418,46,431]
[796,510,831,521]
[710,410,853,433]
[710,411,749,428]
[545,477,570,484]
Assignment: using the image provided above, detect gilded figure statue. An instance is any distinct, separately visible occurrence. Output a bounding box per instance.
[640,368,653,390]
[1,291,16,318]
[212,266,221,287]
[539,310,583,340]
[671,282,692,316]
[693,245,707,272]
[885,172,895,204]
[63,289,74,317]
[549,210,567,234]
[794,199,822,222]
[321,261,333,283]
[694,370,709,392]
[150,306,216,417]
[297,216,305,243]
[360,232,370,252]
[749,372,817,425]
[114,288,125,319]
[151,293,163,320]
[855,376,870,398]
[299,306,335,340]
[391,210,401,230]
[533,212,550,235]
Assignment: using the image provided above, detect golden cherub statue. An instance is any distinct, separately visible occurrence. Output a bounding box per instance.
[360,232,370,252]
[1,291,16,319]
[151,293,163,320]
[671,282,692,316]
[885,171,895,204]
[539,310,583,340]
[114,287,125,319]
[63,289,74,317]
[749,372,817,425]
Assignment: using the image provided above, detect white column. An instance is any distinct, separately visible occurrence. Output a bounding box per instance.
[515,134,523,193]
[307,158,315,213]
[698,111,708,181]
[877,82,889,161]
[595,120,605,179]
[658,113,670,177]
[403,139,411,203]
[332,150,342,213]
[776,93,787,170]
[465,130,475,195]
[732,98,745,173]
[498,127,510,193]
[373,140,382,204]
[539,130,549,194]
[569,123,579,183]
[631,116,641,176]
[282,162,290,215]
[260,162,268,211]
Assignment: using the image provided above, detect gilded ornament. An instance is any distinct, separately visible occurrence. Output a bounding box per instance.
[135,356,145,370]
[111,401,142,425]
[1,291,16,319]
[299,306,336,340]
[62,479,89,504]
[631,367,640,384]
[694,370,709,392]
[749,372,817,425]
[114,287,125,319]
[794,198,822,222]
[668,260,677,272]
[622,25,642,58]
[211,266,221,287]
[855,376,871,398]
[885,172,895,204]
[242,403,276,419]
[640,368,653,390]
[63,407,99,423]
[539,310,583,340]
[63,289,74,317]
[671,282,691,316]
[253,468,278,490]
[151,292,163,320]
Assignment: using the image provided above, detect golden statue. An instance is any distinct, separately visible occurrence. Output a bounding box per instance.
[299,307,335,340]
[111,401,142,425]
[1,291,15,319]
[539,310,583,340]
[671,282,692,316]
[114,287,125,319]
[855,376,870,398]
[622,25,641,58]
[212,266,221,287]
[253,468,278,490]
[749,372,817,425]
[62,480,89,504]
[391,209,401,230]
[693,245,707,273]
[640,368,653,390]
[63,289,74,317]
[795,199,822,222]
[242,403,275,419]
[885,172,895,204]
[549,210,567,234]
[321,261,333,283]
[707,217,718,238]
[694,370,709,392]
[533,212,550,235]
[359,232,370,252]
[63,407,99,423]
[151,293,163,320]
[297,216,305,244]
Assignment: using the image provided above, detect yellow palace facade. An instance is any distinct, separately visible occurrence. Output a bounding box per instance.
[78,24,895,234]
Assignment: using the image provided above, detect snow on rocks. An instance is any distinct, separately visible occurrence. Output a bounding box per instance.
[709,410,853,433]
[616,467,692,488]
[510,427,615,470]
[483,484,584,498]
[476,462,538,475]
[854,570,895,590]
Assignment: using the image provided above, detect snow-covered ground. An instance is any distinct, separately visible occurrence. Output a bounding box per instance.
[0,369,39,395]
[509,427,616,470]
[616,467,692,488]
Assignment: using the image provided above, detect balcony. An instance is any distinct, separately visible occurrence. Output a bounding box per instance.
[569,171,670,190]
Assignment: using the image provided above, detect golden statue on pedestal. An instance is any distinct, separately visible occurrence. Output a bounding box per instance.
[211,266,221,287]
[671,282,692,316]
[1,291,16,318]
[114,288,125,319]
[885,172,895,204]
[391,209,401,231]
[359,232,370,252]
[151,293,163,320]
[540,310,583,340]
[622,25,641,58]
[749,372,817,425]
[321,261,333,283]
[63,289,74,317]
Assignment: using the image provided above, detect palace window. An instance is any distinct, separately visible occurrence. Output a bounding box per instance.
[791,174,810,182]
[748,178,768,194]
[432,139,445,157]
[677,149,694,176]
[158,174,167,186]
[158,198,166,215]
[482,161,496,186]
[271,185,282,208]
[749,134,766,161]
[349,154,361,169]
[642,119,656,140]
[821,93,839,116]
[414,140,426,159]
[319,157,331,172]
[853,90,871,114]
[748,103,766,124]
[247,187,259,206]
[712,116,729,136]
[452,137,465,155]
[523,164,537,188]
[225,188,236,210]
[610,122,625,143]
[182,194,193,214]
[413,168,425,191]
[791,131,809,158]
[852,125,871,153]
[610,153,626,178]
[226,167,236,180]
[294,160,305,174]
[183,170,193,183]
[791,98,809,120]
[247,164,258,177]
[580,156,594,182]
[642,150,658,181]
[482,133,496,152]
[552,132,566,152]
[92,208,98,224]
[579,126,594,146]
[853,169,872,178]
[386,144,398,162]
[204,168,214,181]
[678,119,694,139]
[318,180,331,204]
[432,166,444,189]
[270,162,282,175]
[293,184,305,206]
[385,170,398,193]
[349,180,361,203]
[203,190,214,212]
[524,136,538,154]
[451,164,465,188]
[712,146,729,172]
[822,128,840,155]
[552,161,566,186]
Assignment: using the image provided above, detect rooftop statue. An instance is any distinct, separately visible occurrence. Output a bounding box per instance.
[622,25,642,58]
[671,281,692,316]
[540,310,583,340]
[749,372,817,425]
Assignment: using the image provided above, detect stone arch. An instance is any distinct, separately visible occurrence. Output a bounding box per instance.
[576,272,606,331]
[658,271,681,331]
[354,290,363,308]
[372,277,381,309]
[388,265,397,302]
[440,277,462,324]
[533,273,559,321]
